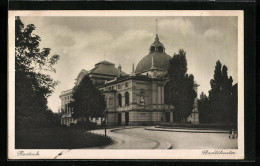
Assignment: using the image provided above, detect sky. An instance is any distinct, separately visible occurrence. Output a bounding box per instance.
[20,16,238,113]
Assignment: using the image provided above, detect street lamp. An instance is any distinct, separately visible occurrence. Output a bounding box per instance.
[103,109,107,137]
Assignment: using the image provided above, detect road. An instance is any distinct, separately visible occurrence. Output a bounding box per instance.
[90,127,172,149]
[54,127,238,159]
[91,127,237,149]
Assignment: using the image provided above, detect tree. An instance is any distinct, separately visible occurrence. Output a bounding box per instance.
[198,92,210,123]
[71,75,106,120]
[15,17,60,129]
[167,49,197,122]
[230,83,238,124]
[208,60,234,123]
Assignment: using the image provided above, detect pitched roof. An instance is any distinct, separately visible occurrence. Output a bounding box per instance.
[95,60,114,66]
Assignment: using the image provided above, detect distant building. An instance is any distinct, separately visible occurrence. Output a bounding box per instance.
[59,61,125,126]
[60,33,199,126]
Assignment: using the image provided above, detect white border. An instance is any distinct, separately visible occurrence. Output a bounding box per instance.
[8,10,244,160]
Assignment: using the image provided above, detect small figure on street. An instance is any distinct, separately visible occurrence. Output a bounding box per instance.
[228,129,232,138]
[229,129,237,139]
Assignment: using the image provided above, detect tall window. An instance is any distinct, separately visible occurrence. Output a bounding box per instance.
[117,93,122,107]
[125,92,129,106]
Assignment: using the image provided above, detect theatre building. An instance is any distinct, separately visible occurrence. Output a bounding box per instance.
[59,34,199,126]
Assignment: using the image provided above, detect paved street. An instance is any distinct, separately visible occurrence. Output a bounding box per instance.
[54,127,237,159]
[90,127,172,149]
[91,127,237,149]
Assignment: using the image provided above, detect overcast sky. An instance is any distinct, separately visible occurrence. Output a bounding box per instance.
[20,16,238,113]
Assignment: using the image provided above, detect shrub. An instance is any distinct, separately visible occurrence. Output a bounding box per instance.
[72,120,97,130]
[16,127,112,149]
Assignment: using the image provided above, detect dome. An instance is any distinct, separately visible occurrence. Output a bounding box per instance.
[135,35,172,74]
[135,52,172,73]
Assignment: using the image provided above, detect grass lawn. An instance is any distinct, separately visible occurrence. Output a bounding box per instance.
[15,127,112,149]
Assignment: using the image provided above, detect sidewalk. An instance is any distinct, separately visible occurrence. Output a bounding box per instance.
[145,126,229,133]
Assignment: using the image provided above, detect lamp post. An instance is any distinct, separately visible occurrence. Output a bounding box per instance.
[105,112,107,137]
[103,110,107,137]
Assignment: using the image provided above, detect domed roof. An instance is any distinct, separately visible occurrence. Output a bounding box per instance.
[136,52,172,73]
[135,35,172,74]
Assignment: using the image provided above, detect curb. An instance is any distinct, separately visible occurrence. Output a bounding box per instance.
[155,126,231,131]
[110,126,143,132]
[145,127,229,134]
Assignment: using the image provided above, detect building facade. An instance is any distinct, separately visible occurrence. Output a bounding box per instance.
[60,34,199,126]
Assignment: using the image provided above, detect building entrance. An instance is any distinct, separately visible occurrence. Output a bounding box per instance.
[166,112,170,122]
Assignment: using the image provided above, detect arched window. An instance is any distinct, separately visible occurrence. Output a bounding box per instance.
[158,46,163,52]
[117,93,122,107]
[150,46,155,52]
[125,92,129,106]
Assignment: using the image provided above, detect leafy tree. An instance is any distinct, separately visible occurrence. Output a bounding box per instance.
[15,17,59,96]
[71,75,106,120]
[198,92,210,123]
[230,83,238,124]
[15,17,60,130]
[208,60,234,123]
[167,49,197,122]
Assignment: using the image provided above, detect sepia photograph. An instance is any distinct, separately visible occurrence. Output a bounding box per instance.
[8,10,244,159]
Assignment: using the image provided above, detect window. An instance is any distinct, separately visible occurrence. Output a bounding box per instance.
[150,46,155,52]
[158,46,163,52]
[117,93,122,107]
[125,82,128,87]
[118,84,121,89]
[125,92,129,106]
[111,86,114,90]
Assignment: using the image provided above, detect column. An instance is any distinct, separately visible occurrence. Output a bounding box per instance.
[152,81,157,107]
[162,85,165,104]
[122,95,125,107]
[65,104,68,114]
[170,112,173,122]
[158,86,161,105]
